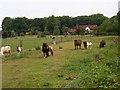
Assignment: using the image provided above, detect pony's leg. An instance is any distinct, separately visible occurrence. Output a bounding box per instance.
[43,53,46,58]
[51,50,53,55]
[74,46,76,50]
[46,52,49,57]
[76,46,78,49]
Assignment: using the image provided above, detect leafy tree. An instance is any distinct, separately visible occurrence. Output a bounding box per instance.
[2,17,13,37]
[2,30,8,38]
[13,17,28,36]
[30,27,39,35]
[11,30,16,37]
[98,16,118,35]
[32,18,45,32]
[53,25,60,35]
[62,26,69,35]
[117,11,120,35]
[1,13,112,37]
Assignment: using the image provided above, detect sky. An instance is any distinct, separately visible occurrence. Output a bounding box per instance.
[0,0,119,27]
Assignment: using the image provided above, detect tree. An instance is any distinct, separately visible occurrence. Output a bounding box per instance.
[62,26,69,35]
[2,17,13,37]
[117,11,120,35]
[2,30,8,38]
[2,13,110,37]
[32,18,45,32]
[13,17,28,36]
[11,30,16,37]
[53,25,60,35]
[98,16,118,35]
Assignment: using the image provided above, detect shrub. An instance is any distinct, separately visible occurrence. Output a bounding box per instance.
[2,30,9,38]
[20,32,25,36]
[37,32,46,38]
[11,30,16,37]
[35,46,41,50]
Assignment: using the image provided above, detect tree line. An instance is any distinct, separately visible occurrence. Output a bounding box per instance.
[1,13,119,38]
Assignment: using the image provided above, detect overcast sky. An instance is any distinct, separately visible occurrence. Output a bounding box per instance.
[0,0,119,27]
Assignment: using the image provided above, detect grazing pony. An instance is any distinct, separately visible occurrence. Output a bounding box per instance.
[83,41,87,49]
[99,40,106,48]
[83,41,92,49]
[41,43,53,58]
[74,39,82,49]
[0,46,11,57]
[16,46,23,55]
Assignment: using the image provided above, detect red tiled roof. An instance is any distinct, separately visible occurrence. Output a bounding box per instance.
[68,29,77,33]
[77,25,97,30]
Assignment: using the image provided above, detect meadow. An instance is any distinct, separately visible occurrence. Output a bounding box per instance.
[2,35,120,88]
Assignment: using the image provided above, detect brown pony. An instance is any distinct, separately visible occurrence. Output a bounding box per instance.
[41,43,53,58]
[99,40,106,48]
[83,41,87,49]
[74,39,82,49]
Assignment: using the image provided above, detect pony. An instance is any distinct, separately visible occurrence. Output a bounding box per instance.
[99,40,106,48]
[83,41,92,49]
[41,43,53,58]
[74,39,82,49]
[83,41,87,49]
[16,46,23,55]
[0,46,11,57]
[87,42,92,49]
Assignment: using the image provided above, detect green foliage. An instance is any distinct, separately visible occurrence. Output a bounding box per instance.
[1,14,110,37]
[2,17,13,37]
[80,29,86,35]
[13,17,28,36]
[117,11,120,35]
[20,32,25,36]
[11,30,16,37]
[97,16,118,35]
[30,27,39,35]
[2,30,9,38]
[37,32,46,38]
[62,26,69,35]
[53,25,60,35]
[35,46,41,50]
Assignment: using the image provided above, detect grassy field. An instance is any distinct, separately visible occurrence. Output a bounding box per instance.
[2,35,120,88]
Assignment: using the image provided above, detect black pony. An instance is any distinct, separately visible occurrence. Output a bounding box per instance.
[42,43,53,58]
[99,40,106,48]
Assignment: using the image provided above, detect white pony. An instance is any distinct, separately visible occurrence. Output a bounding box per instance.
[87,42,92,49]
[0,46,11,57]
[16,46,23,56]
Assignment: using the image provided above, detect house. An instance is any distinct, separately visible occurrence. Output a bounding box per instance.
[68,25,97,34]
[77,25,97,33]
[68,29,77,34]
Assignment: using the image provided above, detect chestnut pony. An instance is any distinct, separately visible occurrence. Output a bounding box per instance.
[74,39,82,49]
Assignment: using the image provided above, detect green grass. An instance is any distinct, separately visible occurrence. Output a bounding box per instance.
[2,35,119,88]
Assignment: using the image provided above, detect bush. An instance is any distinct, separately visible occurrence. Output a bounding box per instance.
[37,32,46,38]
[35,46,41,50]
[43,31,50,35]
[20,32,25,36]
[11,30,16,37]
[2,30,8,38]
